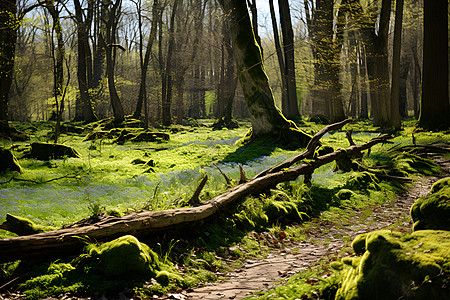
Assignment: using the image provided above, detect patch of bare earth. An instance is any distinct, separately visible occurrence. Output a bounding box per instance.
[176,158,450,300]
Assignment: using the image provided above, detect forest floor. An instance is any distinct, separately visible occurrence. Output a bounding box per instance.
[172,158,450,300]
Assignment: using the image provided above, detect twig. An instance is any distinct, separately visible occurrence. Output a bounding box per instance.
[213,163,232,186]
[238,164,248,184]
[188,175,208,206]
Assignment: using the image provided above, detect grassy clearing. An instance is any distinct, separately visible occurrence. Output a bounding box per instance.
[1,118,449,298]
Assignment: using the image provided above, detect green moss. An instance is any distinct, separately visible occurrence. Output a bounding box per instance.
[336,230,450,300]
[430,177,450,193]
[393,153,441,175]
[345,172,380,191]
[351,233,368,254]
[411,178,450,231]
[87,235,166,278]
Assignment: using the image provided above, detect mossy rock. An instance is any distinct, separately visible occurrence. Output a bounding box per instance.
[130,132,170,143]
[411,177,450,231]
[345,171,380,190]
[336,230,450,300]
[30,142,80,160]
[88,235,173,280]
[88,235,178,284]
[213,117,239,130]
[0,148,22,173]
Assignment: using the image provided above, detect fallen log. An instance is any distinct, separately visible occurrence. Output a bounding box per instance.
[0,124,390,263]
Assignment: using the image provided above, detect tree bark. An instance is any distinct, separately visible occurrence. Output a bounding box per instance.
[73,0,97,123]
[0,0,17,134]
[419,0,450,130]
[0,120,389,263]
[218,0,310,145]
[278,0,299,119]
[104,0,125,123]
[390,0,404,130]
[133,0,162,121]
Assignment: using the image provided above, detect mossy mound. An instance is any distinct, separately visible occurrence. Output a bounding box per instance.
[87,235,168,279]
[232,192,308,231]
[336,230,450,300]
[393,153,441,175]
[0,148,22,173]
[411,177,450,231]
[345,171,380,190]
[213,117,239,130]
[29,142,80,160]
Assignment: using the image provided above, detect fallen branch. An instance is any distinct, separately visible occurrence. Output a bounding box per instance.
[0,126,390,263]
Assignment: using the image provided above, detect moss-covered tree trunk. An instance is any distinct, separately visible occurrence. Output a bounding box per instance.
[218,0,309,145]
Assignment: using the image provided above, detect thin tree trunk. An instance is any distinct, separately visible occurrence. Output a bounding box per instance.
[105,0,125,123]
[390,0,404,130]
[278,0,299,118]
[161,1,178,126]
[133,0,161,121]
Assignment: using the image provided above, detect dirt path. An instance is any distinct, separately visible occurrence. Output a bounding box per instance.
[177,158,450,300]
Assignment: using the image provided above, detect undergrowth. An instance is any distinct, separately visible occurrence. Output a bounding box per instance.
[1,118,448,299]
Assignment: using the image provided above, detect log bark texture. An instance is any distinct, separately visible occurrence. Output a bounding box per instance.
[0,120,390,263]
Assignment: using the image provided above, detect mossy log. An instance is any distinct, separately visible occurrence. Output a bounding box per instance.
[30,142,80,160]
[0,123,390,263]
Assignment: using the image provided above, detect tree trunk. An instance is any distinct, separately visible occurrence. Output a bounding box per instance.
[161,1,178,126]
[419,0,450,130]
[133,0,161,121]
[218,0,310,145]
[105,0,125,123]
[278,0,299,119]
[0,0,17,134]
[389,0,404,130]
[269,0,288,117]
[0,121,389,263]
[73,0,97,123]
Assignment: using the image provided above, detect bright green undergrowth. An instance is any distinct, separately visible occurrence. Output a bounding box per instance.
[1,118,449,298]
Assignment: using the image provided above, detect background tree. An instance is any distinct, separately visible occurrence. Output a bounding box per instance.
[419,0,449,130]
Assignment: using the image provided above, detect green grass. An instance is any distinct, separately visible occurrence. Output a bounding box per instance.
[1,118,449,298]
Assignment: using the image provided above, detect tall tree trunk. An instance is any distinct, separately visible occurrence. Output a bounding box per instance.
[73,0,97,123]
[389,0,404,130]
[0,0,17,134]
[419,0,450,130]
[268,0,288,117]
[133,0,161,121]
[278,0,299,118]
[161,1,178,126]
[217,0,310,145]
[104,0,124,123]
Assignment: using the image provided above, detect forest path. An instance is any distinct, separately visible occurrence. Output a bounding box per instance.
[175,158,450,300]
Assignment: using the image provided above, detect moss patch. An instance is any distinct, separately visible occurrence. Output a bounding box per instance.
[336,230,450,300]
[411,177,450,231]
